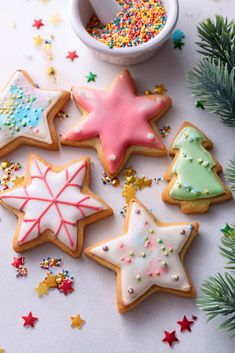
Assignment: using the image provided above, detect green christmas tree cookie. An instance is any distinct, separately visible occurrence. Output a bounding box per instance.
[162,122,232,214]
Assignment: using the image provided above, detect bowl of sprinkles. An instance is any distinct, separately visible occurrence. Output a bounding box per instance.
[70,0,179,65]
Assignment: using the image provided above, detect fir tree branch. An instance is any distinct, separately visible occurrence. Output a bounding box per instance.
[188,58,235,126]
[196,15,235,71]
[220,225,235,270]
[197,273,235,333]
[225,155,235,191]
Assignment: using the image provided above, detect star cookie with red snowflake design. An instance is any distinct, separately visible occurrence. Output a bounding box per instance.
[62,70,172,177]
[0,154,112,257]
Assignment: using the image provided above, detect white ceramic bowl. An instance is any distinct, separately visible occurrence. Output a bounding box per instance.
[69,0,179,65]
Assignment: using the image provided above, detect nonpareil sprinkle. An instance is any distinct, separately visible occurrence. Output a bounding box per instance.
[87,0,167,49]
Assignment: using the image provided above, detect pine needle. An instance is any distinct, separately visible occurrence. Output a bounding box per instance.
[188,58,235,126]
[225,155,235,190]
[197,273,235,333]
[196,15,235,71]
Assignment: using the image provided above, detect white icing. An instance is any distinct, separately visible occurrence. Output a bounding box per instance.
[147,133,154,140]
[109,154,116,161]
[0,157,104,251]
[0,71,62,148]
[91,202,194,306]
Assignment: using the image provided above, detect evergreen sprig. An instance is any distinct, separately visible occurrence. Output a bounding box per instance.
[225,154,235,191]
[197,225,235,333]
[198,273,235,333]
[188,15,235,126]
[196,16,235,71]
[220,225,235,270]
[188,58,235,126]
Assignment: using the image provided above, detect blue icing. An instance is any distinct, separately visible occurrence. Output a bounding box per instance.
[0,85,46,133]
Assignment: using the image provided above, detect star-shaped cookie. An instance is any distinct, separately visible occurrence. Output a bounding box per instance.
[0,70,70,157]
[85,199,198,312]
[62,70,172,177]
[0,154,112,257]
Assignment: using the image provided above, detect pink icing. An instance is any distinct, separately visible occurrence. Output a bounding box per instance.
[63,71,171,175]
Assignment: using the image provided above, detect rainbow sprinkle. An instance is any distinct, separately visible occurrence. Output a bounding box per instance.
[87,0,167,49]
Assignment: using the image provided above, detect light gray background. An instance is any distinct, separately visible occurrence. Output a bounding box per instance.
[0,0,234,352]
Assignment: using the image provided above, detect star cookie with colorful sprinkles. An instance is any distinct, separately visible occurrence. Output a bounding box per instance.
[62,70,172,177]
[0,70,70,158]
[162,122,232,214]
[0,154,112,257]
[85,198,199,313]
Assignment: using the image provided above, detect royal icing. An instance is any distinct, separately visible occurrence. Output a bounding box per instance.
[169,126,225,200]
[63,71,170,175]
[0,156,104,251]
[90,201,195,307]
[0,70,62,148]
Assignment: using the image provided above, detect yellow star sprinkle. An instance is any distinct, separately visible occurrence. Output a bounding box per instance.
[35,282,49,297]
[154,84,167,95]
[33,35,43,46]
[12,175,25,186]
[43,273,57,288]
[70,315,85,329]
[122,184,136,203]
[125,167,136,177]
[135,177,146,190]
[50,15,61,25]
[0,348,4,353]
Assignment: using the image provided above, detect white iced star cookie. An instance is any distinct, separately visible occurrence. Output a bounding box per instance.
[85,199,199,312]
[0,154,112,257]
[0,70,70,157]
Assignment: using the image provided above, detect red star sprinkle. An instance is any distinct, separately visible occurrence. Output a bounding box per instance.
[177,315,194,332]
[22,312,38,328]
[162,330,179,348]
[192,315,197,321]
[66,51,79,61]
[11,256,25,268]
[32,19,44,30]
[58,279,74,295]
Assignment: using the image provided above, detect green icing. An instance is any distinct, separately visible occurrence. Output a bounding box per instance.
[170,126,225,200]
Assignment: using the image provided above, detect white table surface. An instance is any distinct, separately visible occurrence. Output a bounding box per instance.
[0,1,234,352]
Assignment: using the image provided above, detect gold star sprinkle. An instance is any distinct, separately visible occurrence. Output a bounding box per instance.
[12,175,25,186]
[70,315,85,329]
[43,273,57,288]
[0,348,4,353]
[47,66,55,76]
[33,35,43,46]
[125,167,136,177]
[35,282,49,297]
[125,174,135,184]
[135,177,146,190]
[122,184,136,203]
[154,84,167,95]
[50,15,61,25]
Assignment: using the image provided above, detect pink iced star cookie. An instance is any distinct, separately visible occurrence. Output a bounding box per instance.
[85,198,198,313]
[62,70,172,177]
[0,154,112,257]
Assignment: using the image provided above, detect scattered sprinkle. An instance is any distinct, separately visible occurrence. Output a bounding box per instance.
[66,50,79,61]
[70,314,85,329]
[172,29,185,50]
[86,72,97,83]
[22,312,38,328]
[32,19,44,30]
[160,124,171,138]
